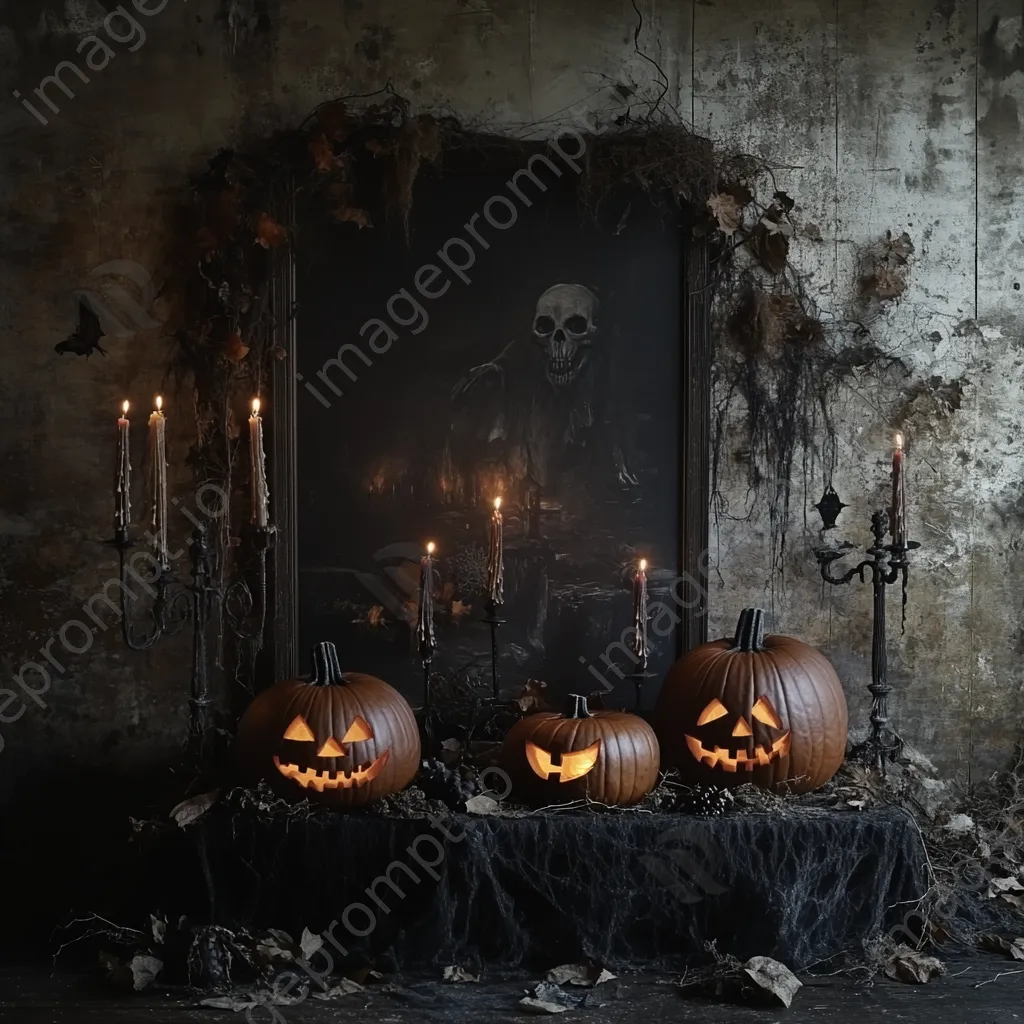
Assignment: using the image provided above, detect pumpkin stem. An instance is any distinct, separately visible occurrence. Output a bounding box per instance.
[563,694,592,719]
[732,608,767,652]
[310,641,345,685]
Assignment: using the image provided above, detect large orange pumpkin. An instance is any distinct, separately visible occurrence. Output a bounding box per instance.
[501,694,660,807]
[237,642,420,809]
[655,608,847,793]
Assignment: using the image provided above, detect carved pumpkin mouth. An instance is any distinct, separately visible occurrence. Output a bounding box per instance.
[272,750,390,791]
[684,732,791,772]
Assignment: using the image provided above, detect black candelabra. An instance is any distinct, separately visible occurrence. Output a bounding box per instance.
[108,518,273,770]
[482,598,505,701]
[815,506,919,770]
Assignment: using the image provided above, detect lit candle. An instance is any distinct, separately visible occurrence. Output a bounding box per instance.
[418,542,437,657]
[114,401,131,537]
[891,432,906,547]
[487,497,504,607]
[249,398,270,528]
[632,558,650,672]
[148,396,169,569]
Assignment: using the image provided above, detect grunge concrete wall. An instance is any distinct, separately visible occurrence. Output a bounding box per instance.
[0,0,1020,791]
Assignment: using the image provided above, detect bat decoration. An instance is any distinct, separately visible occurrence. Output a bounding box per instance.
[55,302,108,357]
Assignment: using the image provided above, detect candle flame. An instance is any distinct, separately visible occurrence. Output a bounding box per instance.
[426,541,436,555]
[155,395,163,412]
[494,497,502,510]
[895,431,904,451]
[252,398,261,415]
[639,559,647,571]
[121,400,129,416]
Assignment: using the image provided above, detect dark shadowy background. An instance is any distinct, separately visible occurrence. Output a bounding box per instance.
[296,169,682,705]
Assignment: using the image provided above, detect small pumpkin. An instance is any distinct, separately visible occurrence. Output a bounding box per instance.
[501,694,660,807]
[655,608,847,793]
[237,641,420,809]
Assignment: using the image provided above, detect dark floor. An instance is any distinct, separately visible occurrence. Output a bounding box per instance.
[2,958,1023,1024]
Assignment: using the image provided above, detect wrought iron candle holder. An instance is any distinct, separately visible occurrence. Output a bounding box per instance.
[107,520,274,768]
[814,507,919,771]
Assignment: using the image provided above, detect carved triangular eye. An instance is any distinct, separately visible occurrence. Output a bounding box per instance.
[752,696,783,729]
[697,698,729,726]
[341,716,373,743]
[284,715,315,741]
[317,737,345,757]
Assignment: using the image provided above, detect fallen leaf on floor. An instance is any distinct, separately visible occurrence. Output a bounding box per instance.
[311,979,365,1000]
[522,981,585,1012]
[546,963,616,987]
[150,914,167,945]
[742,956,802,1006]
[884,946,946,983]
[981,935,1024,960]
[200,994,259,1011]
[999,893,1024,909]
[130,954,163,991]
[299,927,323,960]
[519,997,569,1014]
[440,738,462,765]
[847,799,867,809]
[442,965,479,983]
[465,794,499,815]
[170,790,220,828]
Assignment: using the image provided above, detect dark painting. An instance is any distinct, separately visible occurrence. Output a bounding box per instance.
[295,162,682,707]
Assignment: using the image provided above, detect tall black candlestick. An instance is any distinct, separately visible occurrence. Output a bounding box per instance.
[417,542,436,708]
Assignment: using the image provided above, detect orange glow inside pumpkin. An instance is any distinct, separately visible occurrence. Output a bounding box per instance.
[686,695,791,773]
[276,713,386,790]
[525,740,602,782]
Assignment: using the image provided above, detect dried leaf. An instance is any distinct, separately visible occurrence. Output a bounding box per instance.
[516,679,552,713]
[150,915,167,945]
[451,599,472,620]
[748,223,789,274]
[130,954,163,991]
[254,212,287,249]
[885,946,946,983]
[299,927,323,960]
[518,998,569,1014]
[706,192,743,236]
[520,981,582,1013]
[309,133,344,172]
[442,965,479,983]
[546,963,616,987]
[312,979,365,1000]
[988,876,1024,893]
[999,893,1024,909]
[200,994,259,1011]
[465,794,500,815]
[887,230,915,263]
[980,934,1024,960]
[773,190,796,213]
[170,789,220,828]
[742,956,802,1007]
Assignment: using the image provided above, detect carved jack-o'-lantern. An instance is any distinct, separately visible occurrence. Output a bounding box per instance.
[501,694,660,807]
[655,608,847,793]
[236,642,420,809]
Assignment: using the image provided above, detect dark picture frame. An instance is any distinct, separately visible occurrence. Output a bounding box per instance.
[268,135,712,702]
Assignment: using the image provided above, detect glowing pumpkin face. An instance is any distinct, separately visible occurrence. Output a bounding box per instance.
[275,712,390,792]
[655,608,848,793]
[501,694,660,807]
[685,693,791,773]
[237,642,420,809]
